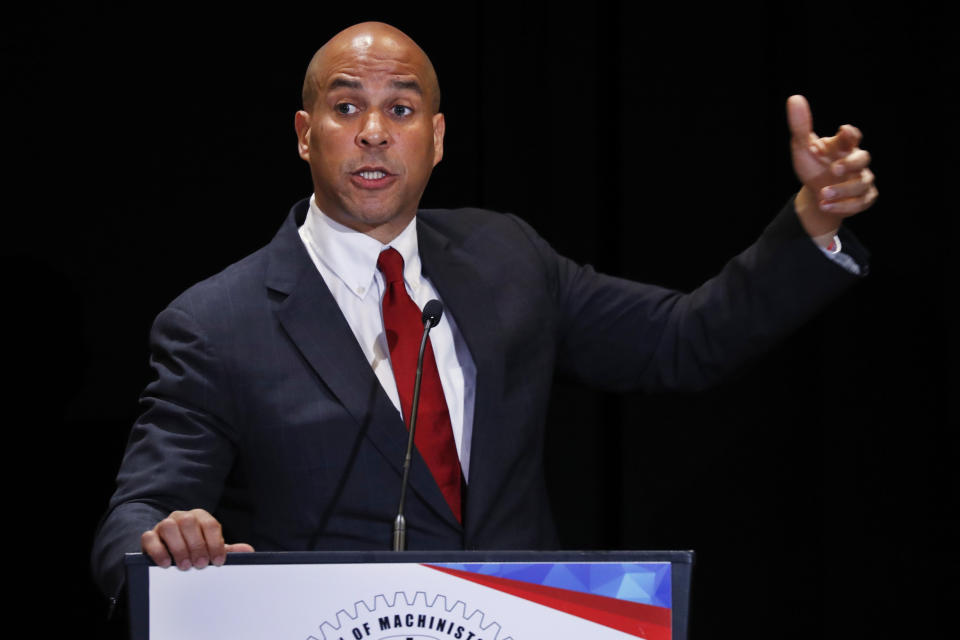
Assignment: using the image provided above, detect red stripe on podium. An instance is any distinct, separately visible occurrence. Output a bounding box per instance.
[423,564,671,640]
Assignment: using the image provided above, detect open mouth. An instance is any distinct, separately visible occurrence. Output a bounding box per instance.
[351,167,397,189]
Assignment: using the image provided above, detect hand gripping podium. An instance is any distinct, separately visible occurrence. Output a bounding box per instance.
[125,549,693,640]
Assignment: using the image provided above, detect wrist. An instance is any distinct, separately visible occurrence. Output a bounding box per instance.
[794,186,840,241]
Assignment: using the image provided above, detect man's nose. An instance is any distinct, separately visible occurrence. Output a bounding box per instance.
[356,112,391,148]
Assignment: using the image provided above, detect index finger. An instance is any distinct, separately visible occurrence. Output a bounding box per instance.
[786,94,814,141]
[816,124,864,159]
[835,124,863,154]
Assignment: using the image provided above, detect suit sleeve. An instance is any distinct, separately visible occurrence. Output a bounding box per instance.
[90,304,239,598]
[514,199,868,392]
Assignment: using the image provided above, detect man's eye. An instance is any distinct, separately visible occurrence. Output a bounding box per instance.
[391,105,412,117]
[336,103,358,115]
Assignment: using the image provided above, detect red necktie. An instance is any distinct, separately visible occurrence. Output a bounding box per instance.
[377,247,462,523]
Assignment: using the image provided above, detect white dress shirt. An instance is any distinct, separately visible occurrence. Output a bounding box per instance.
[298,197,477,480]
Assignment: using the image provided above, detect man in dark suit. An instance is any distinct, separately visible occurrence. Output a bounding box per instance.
[91,22,877,598]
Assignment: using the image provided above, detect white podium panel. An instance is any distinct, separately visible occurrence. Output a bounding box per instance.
[126,550,692,640]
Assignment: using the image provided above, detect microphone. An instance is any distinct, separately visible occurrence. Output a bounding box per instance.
[422,299,443,328]
[393,299,444,551]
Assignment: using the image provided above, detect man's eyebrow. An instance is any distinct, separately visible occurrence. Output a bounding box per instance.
[328,77,363,91]
[390,79,423,95]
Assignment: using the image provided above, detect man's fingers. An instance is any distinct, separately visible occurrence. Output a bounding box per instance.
[817,124,864,161]
[173,510,212,569]
[820,169,875,202]
[152,515,192,568]
[141,508,230,570]
[141,529,173,568]
[818,185,878,215]
[831,148,871,175]
[840,123,862,144]
[808,134,828,156]
[195,510,227,566]
[832,124,862,155]
[142,509,253,570]
[788,97,875,222]
[786,95,814,142]
[819,168,878,215]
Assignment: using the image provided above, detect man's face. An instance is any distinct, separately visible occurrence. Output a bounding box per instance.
[295,31,444,242]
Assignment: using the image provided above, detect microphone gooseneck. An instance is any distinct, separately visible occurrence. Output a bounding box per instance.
[393,299,445,551]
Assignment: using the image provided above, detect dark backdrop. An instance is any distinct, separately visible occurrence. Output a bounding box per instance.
[3,2,952,638]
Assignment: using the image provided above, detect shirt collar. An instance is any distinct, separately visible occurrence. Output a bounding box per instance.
[303,196,422,300]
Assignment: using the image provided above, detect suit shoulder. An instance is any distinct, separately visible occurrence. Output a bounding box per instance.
[417,207,543,247]
[163,244,271,321]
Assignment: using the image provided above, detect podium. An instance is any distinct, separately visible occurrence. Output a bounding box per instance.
[126,550,693,640]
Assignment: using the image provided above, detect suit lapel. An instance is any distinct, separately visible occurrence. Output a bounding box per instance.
[264,202,460,531]
[417,218,507,535]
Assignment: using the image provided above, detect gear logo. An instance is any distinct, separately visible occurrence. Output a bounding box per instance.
[307,591,512,640]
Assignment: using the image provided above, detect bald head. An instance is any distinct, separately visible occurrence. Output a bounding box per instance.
[302,22,441,114]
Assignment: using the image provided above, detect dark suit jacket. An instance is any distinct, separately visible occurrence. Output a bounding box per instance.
[91,198,866,596]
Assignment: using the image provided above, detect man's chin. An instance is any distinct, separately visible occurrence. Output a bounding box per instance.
[351,208,410,229]
[325,203,416,239]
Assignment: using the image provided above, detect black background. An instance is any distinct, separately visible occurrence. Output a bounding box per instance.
[3,1,952,638]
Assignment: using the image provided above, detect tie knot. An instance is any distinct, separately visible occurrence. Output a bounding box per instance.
[377,247,405,285]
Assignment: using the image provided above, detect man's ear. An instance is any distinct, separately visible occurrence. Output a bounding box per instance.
[294,110,311,161]
[432,112,445,166]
